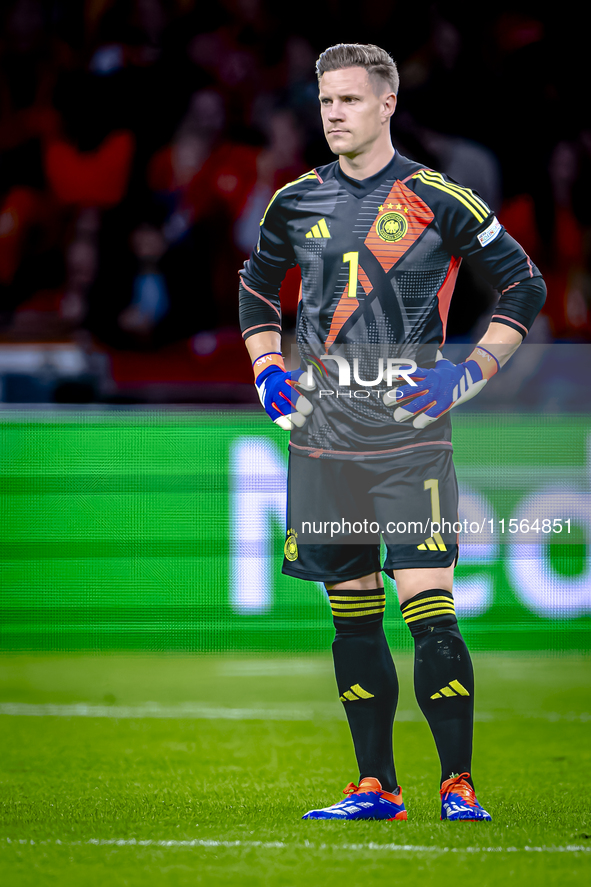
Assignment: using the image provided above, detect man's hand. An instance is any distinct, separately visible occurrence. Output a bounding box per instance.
[383,346,500,429]
[253,352,315,430]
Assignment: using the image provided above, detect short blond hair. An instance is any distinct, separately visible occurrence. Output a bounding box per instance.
[315,43,399,95]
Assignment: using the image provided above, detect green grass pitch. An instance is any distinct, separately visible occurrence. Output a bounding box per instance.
[0,652,590,886]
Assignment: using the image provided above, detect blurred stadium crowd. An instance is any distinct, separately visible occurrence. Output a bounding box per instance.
[0,0,590,402]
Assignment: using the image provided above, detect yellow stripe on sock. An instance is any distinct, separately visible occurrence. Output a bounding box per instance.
[330,599,386,615]
[401,600,454,620]
[330,600,388,612]
[330,601,385,612]
[342,690,358,701]
[401,595,453,613]
[449,680,470,696]
[401,602,455,621]
[440,686,456,697]
[404,607,456,625]
[331,607,386,618]
[329,594,386,602]
[402,602,455,619]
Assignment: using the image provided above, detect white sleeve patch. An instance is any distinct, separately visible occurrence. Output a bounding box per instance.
[477,216,502,247]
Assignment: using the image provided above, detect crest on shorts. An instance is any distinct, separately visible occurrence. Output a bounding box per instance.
[284,528,298,561]
[376,211,408,243]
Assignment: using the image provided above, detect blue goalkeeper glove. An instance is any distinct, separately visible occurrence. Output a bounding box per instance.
[253,352,315,430]
[383,346,500,429]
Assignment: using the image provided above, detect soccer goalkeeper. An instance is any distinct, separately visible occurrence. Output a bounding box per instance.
[239,43,545,821]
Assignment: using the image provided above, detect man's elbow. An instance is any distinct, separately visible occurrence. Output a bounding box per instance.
[532,275,547,312]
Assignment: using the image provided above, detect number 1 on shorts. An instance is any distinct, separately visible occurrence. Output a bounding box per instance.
[424,478,441,525]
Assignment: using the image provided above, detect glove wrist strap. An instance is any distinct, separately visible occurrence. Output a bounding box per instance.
[467,346,500,380]
[252,352,285,381]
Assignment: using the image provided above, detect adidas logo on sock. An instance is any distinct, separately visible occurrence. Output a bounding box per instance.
[340,683,375,702]
[430,680,470,699]
[305,218,331,239]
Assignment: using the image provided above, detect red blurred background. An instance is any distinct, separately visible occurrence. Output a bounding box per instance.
[0,1,589,403]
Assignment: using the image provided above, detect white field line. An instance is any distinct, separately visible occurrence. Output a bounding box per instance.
[0,702,324,721]
[2,837,590,854]
[0,702,589,722]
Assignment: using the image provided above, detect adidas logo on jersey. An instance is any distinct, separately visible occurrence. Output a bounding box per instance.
[305,218,331,239]
[430,680,470,699]
[339,683,375,702]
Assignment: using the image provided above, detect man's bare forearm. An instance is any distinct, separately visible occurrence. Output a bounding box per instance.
[245,331,282,365]
[476,321,523,367]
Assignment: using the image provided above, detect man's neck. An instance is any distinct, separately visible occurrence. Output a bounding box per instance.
[338,143,395,181]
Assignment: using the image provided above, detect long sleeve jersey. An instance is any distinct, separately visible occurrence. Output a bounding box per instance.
[239,151,546,458]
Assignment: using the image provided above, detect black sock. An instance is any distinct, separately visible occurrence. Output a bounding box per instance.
[401,588,474,787]
[328,586,399,793]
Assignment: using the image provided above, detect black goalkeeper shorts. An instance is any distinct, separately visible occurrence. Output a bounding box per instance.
[282,444,459,583]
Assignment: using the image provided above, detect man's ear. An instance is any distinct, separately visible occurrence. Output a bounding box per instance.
[382,93,397,121]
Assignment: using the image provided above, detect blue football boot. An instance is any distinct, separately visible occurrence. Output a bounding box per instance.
[440,772,492,821]
[302,777,407,820]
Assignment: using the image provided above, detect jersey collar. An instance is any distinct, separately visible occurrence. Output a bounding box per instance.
[335,152,399,198]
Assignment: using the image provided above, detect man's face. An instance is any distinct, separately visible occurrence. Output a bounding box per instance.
[319,67,395,158]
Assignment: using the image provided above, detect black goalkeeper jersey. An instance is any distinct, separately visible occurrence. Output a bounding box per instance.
[239,151,545,457]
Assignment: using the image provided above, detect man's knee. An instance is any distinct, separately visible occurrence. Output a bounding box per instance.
[325,571,384,592]
[393,566,454,604]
